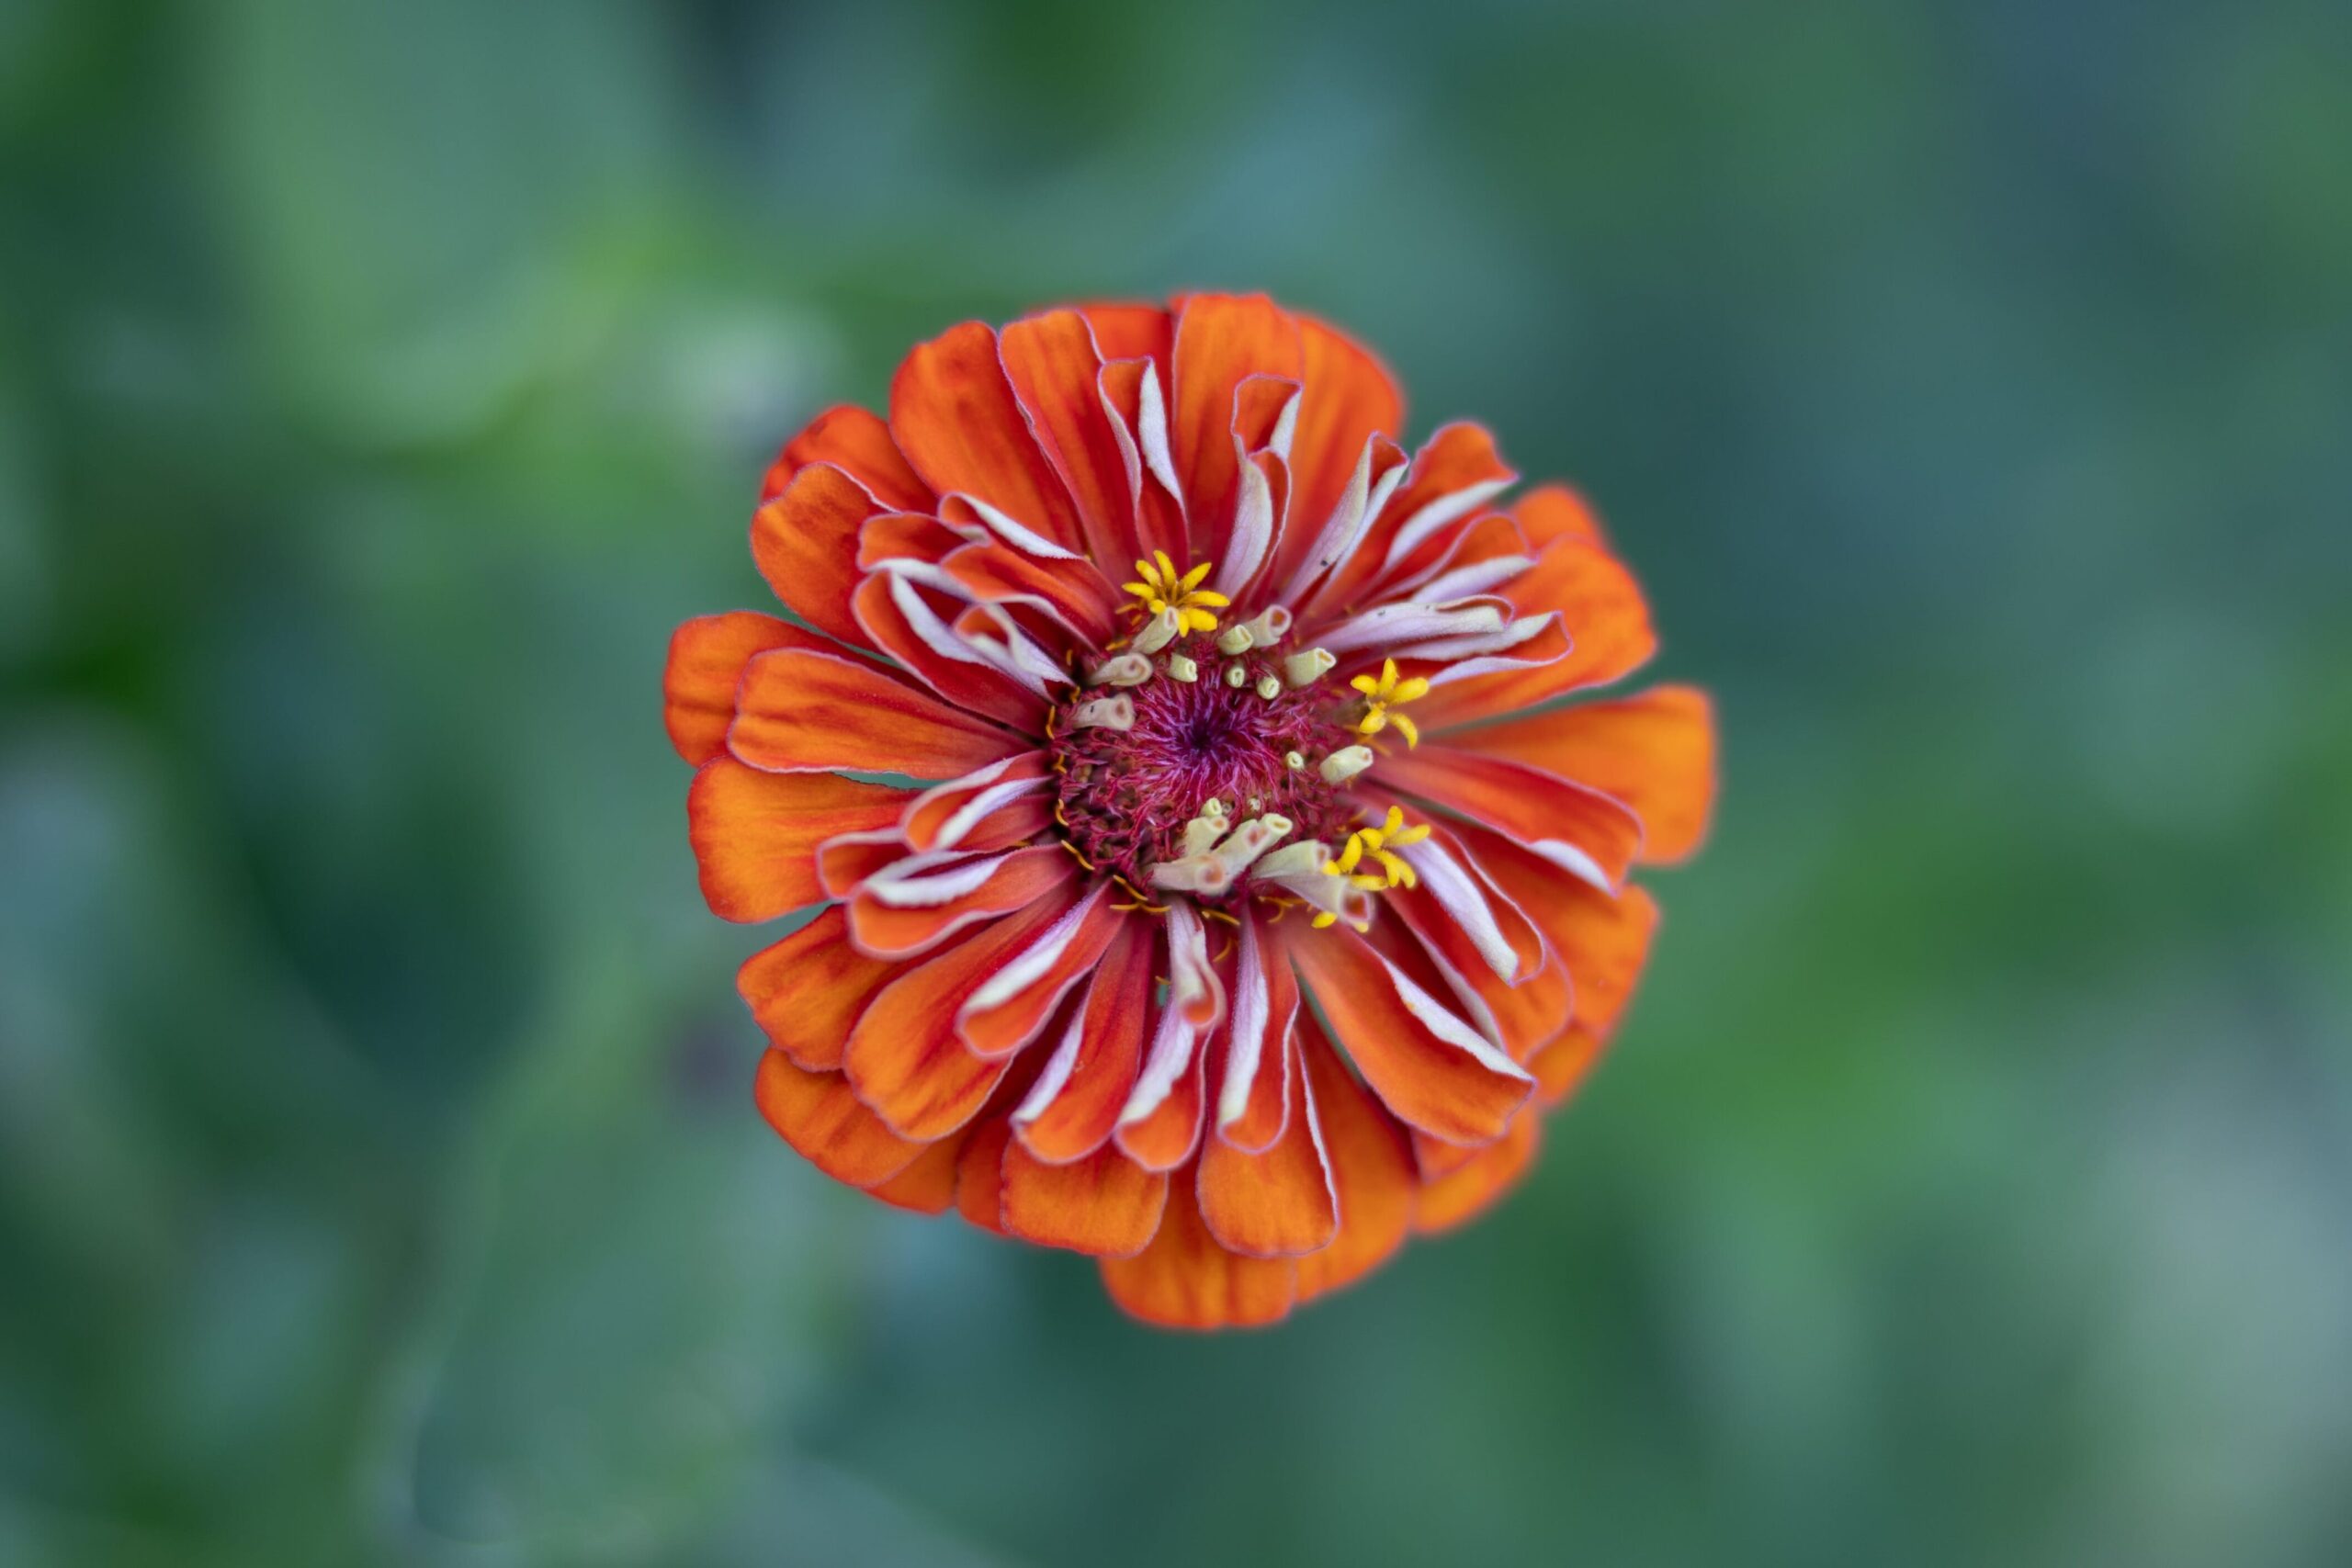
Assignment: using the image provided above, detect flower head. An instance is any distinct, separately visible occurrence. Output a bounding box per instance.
[665,295,1715,1328]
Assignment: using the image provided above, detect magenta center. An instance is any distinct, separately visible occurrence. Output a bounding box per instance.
[1050,633,1358,895]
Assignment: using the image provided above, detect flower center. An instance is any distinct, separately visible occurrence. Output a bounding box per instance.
[1049,626,1359,902]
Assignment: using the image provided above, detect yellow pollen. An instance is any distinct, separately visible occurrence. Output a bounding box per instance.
[1316,806,1432,922]
[1123,551,1229,635]
[1349,658,1429,748]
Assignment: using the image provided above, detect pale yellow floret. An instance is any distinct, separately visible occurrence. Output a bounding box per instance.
[1349,658,1429,748]
[1123,551,1229,634]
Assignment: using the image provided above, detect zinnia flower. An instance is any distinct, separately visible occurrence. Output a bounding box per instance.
[664,296,1714,1328]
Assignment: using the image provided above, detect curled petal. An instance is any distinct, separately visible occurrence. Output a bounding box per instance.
[1197,1032,1338,1258]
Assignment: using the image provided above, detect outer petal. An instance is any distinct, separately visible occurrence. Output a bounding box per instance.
[752,1051,923,1189]
[1415,536,1656,726]
[757,403,933,513]
[1012,919,1153,1163]
[848,845,1075,959]
[1470,848,1661,1039]
[865,1131,969,1213]
[1197,1033,1338,1258]
[843,889,1080,1140]
[1099,1176,1296,1331]
[688,757,910,922]
[888,321,1086,553]
[1000,309,1136,567]
[1309,422,1514,615]
[1441,687,1716,863]
[1292,1020,1419,1304]
[1284,923,1534,1145]
[1379,744,1644,893]
[729,648,1030,779]
[1169,294,1302,558]
[1001,1140,1170,1258]
[1414,1112,1541,1234]
[738,905,905,1070]
[1272,312,1405,590]
[663,612,831,765]
[751,464,888,650]
[1529,1025,1611,1108]
[1079,303,1171,367]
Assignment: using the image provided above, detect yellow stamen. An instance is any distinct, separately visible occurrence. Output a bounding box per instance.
[1348,658,1429,747]
[1123,553,1229,634]
[1320,806,1430,896]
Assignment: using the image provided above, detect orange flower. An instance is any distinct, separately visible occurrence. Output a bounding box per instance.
[665,296,1714,1329]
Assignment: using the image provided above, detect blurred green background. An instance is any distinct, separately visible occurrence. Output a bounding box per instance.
[5,0,2350,1562]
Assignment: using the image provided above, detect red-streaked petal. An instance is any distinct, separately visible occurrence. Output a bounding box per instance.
[1001,309,1136,567]
[1312,422,1515,615]
[865,1130,968,1213]
[1379,744,1644,893]
[1416,536,1656,726]
[729,647,1030,779]
[1391,878,1572,1064]
[1012,919,1153,1163]
[849,571,1051,731]
[1098,355,1189,562]
[848,844,1075,959]
[888,321,1086,553]
[663,612,831,765]
[1197,1033,1338,1257]
[1169,294,1302,557]
[1291,1020,1419,1304]
[751,464,887,650]
[1099,1176,1297,1331]
[1414,1112,1540,1234]
[1001,1139,1170,1258]
[954,1116,1014,1235]
[1443,687,1716,863]
[1284,921,1534,1145]
[956,883,1125,1058]
[842,890,1078,1140]
[1468,846,1661,1039]
[752,1050,923,1189]
[1272,313,1405,591]
[901,752,1054,852]
[737,905,905,1070]
[688,756,910,922]
[1213,910,1299,1154]
[757,403,933,513]
[940,542,1118,652]
[1080,302,1171,367]
[1114,999,1211,1173]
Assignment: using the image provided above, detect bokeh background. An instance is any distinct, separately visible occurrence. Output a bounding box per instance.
[6,0,2351,1562]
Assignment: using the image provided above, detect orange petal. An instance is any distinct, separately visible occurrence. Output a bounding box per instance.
[900,752,1055,853]
[1098,355,1189,563]
[1169,294,1301,553]
[1528,1024,1611,1108]
[940,542,1119,651]
[663,612,831,766]
[1272,312,1405,590]
[1001,309,1137,567]
[1198,1033,1339,1257]
[888,321,1086,553]
[737,905,905,1070]
[1012,919,1153,1163]
[1292,1020,1419,1304]
[956,884,1128,1058]
[729,647,1029,779]
[1510,481,1606,548]
[865,1128,968,1213]
[1285,922,1533,1146]
[843,890,1078,1140]
[1314,421,1514,615]
[1416,536,1655,727]
[1443,687,1715,863]
[757,403,933,513]
[688,756,910,923]
[1414,1112,1541,1234]
[1079,302,1171,366]
[848,845,1076,959]
[1391,879,1572,1064]
[954,1116,1015,1235]
[1001,1139,1170,1258]
[752,1050,924,1190]
[751,464,887,650]
[1213,910,1299,1154]
[1098,1175,1296,1331]
[1379,744,1644,893]
[1472,842,1661,1037]
[1114,1000,1210,1173]
[849,571,1049,732]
